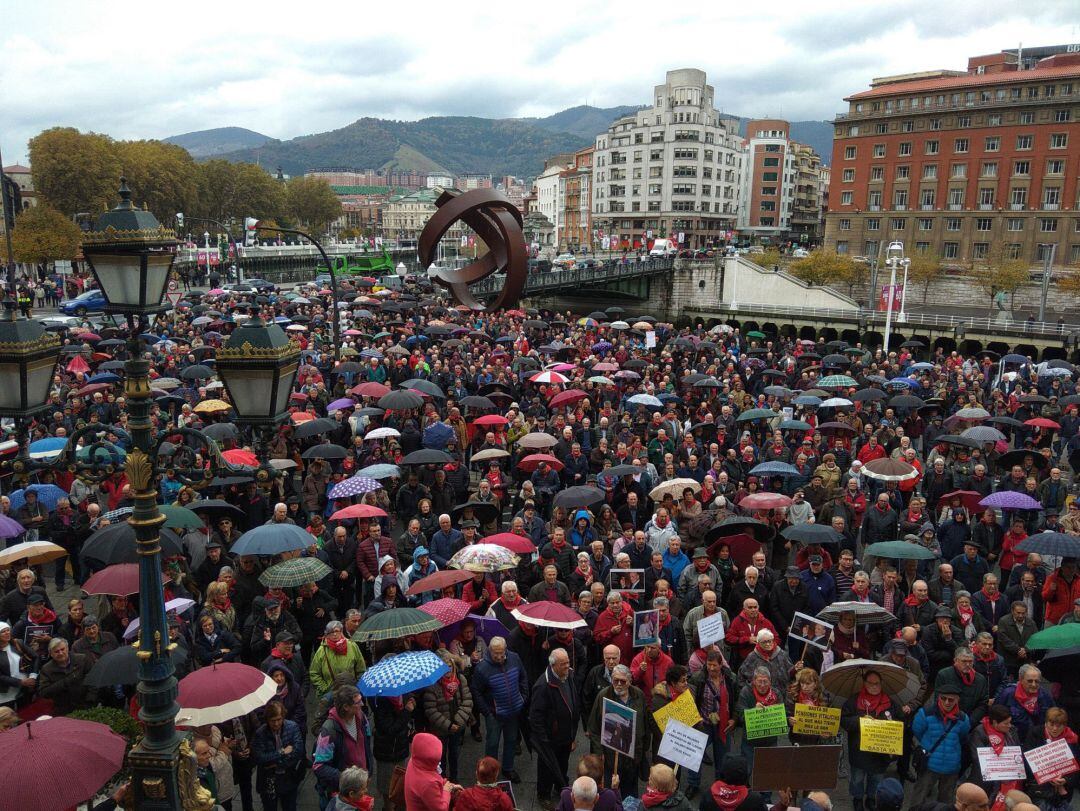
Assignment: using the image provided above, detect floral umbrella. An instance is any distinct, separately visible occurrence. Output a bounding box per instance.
[448,543,519,572]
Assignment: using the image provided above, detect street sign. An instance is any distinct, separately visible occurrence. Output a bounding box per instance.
[165,291,183,307]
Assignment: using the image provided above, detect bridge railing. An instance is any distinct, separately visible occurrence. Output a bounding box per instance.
[473,257,675,296]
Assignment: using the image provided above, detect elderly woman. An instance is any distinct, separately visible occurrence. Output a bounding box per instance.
[308,620,367,696]
[193,612,241,666]
[735,666,782,778]
[203,581,236,631]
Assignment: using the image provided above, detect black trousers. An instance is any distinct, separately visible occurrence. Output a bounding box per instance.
[537,742,572,800]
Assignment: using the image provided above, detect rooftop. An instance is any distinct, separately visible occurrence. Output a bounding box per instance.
[848,61,1080,100]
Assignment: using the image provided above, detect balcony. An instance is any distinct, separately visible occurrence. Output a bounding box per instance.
[948,204,964,210]
[920,204,935,211]
[1010,203,1025,210]
[1044,203,1060,210]
[978,203,995,210]
[894,204,907,211]
[868,205,881,211]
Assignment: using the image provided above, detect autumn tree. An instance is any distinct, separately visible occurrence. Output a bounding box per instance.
[789,249,859,287]
[190,160,285,226]
[28,127,121,217]
[2,205,82,266]
[970,241,1029,314]
[1055,272,1080,299]
[906,250,944,304]
[114,140,198,224]
[285,175,342,233]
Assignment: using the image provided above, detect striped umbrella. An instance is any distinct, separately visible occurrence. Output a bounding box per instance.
[259,557,333,588]
[358,650,448,697]
[352,607,443,642]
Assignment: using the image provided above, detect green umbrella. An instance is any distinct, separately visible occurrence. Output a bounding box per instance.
[352,607,442,642]
[779,419,813,431]
[159,505,202,530]
[736,408,775,422]
[818,374,858,388]
[1026,623,1080,651]
[259,557,333,589]
[747,330,766,339]
[864,541,937,561]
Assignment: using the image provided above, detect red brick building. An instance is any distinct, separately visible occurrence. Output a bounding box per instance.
[824,46,1080,268]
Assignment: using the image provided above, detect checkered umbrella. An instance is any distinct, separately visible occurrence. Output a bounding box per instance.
[358,650,449,697]
[102,507,134,523]
[259,557,333,588]
[328,476,382,500]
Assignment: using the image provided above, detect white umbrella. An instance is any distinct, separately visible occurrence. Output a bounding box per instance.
[365,427,401,440]
[817,601,896,625]
[650,478,702,501]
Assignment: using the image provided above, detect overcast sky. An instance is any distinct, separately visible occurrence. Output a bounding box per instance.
[3,1,1076,163]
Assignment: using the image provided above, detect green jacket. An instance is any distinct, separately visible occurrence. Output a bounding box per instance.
[308,640,367,695]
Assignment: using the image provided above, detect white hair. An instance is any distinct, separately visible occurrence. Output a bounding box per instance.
[572,776,598,806]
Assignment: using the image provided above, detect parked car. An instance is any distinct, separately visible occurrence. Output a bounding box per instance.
[527,258,553,274]
[245,278,276,293]
[792,248,810,258]
[60,289,107,316]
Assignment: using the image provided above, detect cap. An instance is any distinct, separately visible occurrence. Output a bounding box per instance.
[264,596,281,608]
[206,540,223,550]
[413,546,430,559]
[27,593,45,605]
[274,630,296,644]
[460,519,480,529]
[692,547,710,559]
[286,495,301,505]
[784,566,801,578]
[809,554,823,564]
[934,606,953,619]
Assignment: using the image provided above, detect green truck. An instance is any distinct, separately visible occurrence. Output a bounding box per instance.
[320,250,395,278]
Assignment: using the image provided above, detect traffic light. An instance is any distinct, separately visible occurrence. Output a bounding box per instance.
[244,217,259,247]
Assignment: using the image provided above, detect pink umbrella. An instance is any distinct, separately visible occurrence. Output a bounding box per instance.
[66,355,90,374]
[419,598,471,625]
[330,503,387,520]
[740,492,793,510]
[550,363,576,372]
[207,288,226,295]
[484,532,537,555]
[82,563,140,596]
[511,601,587,629]
[176,662,276,726]
[592,362,619,372]
[221,449,259,467]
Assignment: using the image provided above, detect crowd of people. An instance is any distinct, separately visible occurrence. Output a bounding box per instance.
[1,270,1080,811]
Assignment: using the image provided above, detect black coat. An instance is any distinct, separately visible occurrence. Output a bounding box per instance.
[842,692,901,772]
[766,580,808,636]
[530,666,581,747]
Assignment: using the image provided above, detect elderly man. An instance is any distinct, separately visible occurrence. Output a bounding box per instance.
[683,589,730,672]
[429,514,463,569]
[474,636,529,783]
[900,580,940,632]
[265,501,296,525]
[736,629,792,693]
[0,568,51,623]
[588,664,649,798]
[36,637,95,714]
[488,580,527,631]
[644,508,678,554]
[583,644,623,728]
[996,600,1038,677]
[530,648,581,807]
[528,564,571,606]
[995,664,1054,740]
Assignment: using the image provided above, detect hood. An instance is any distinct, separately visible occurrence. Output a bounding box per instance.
[377,555,396,573]
[573,509,592,528]
[710,782,749,810]
[409,732,443,770]
[267,661,299,690]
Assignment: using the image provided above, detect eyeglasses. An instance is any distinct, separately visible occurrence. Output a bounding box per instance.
[612,678,630,685]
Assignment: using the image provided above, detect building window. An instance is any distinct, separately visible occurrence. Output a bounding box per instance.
[957,115,971,128]
[1011,187,1028,207]
[920,189,936,207]
[981,161,998,177]
[838,218,851,230]
[893,190,908,208]
[988,114,1002,126]
[891,218,907,230]
[951,163,967,178]
[984,136,1000,152]
[922,164,938,179]
[1070,244,1080,263]
[1016,135,1034,150]
[847,125,860,136]
[952,138,968,153]
[763,157,780,167]
[918,218,933,230]
[946,218,961,231]
[1007,218,1024,231]
[842,168,855,182]
[868,190,883,208]
[871,166,885,181]
[765,145,781,152]
[844,146,857,160]
[1005,243,1023,259]
[840,191,853,205]
[972,242,989,259]
[866,218,880,230]
[864,240,880,256]
[975,218,992,231]
[876,123,888,134]
[1040,219,1058,232]
[929,118,942,130]
[873,144,886,158]
[1045,187,1061,208]
[763,172,779,182]
[916,241,931,253]
[761,187,776,196]
[1047,159,1065,175]
[1056,110,1072,122]
[1013,161,1030,176]
[1019,111,1034,124]
[898,142,912,156]
[1050,133,1068,149]
[925,140,939,155]
[979,187,995,207]
[896,165,910,179]
[943,242,959,258]
[948,188,965,207]
[836,241,849,254]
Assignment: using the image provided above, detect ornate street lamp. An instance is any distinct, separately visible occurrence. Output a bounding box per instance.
[81,178,176,316]
[216,316,300,425]
[0,315,60,417]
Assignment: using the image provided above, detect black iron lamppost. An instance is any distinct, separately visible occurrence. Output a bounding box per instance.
[26,179,297,809]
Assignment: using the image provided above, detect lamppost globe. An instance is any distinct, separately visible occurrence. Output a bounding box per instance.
[81,178,177,316]
[0,317,61,417]
[396,262,408,277]
[215,317,301,424]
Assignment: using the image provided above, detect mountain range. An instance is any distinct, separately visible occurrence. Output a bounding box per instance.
[166,106,833,179]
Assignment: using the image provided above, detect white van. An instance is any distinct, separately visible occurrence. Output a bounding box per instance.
[649,239,677,257]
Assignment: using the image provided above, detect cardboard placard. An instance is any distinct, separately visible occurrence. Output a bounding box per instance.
[652,687,702,734]
[789,612,833,651]
[601,697,637,757]
[750,745,842,791]
[645,330,656,349]
[1024,738,1080,785]
[633,609,660,647]
[744,703,788,740]
[976,746,1026,782]
[696,612,726,648]
[657,718,710,772]
[792,704,841,737]
[859,717,904,756]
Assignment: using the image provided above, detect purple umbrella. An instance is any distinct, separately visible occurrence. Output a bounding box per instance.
[439,613,509,644]
[0,514,25,539]
[327,397,356,412]
[328,476,382,500]
[979,491,1042,510]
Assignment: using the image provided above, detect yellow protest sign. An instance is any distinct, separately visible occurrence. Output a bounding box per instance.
[859,717,904,756]
[652,687,702,733]
[793,704,841,737]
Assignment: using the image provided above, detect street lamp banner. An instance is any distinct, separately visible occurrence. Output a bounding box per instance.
[879,284,903,311]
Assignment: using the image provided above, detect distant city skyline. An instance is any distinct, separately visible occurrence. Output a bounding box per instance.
[1,1,1074,162]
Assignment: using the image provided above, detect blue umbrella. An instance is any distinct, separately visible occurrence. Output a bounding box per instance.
[360,349,383,360]
[357,464,401,480]
[328,476,382,500]
[230,524,311,556]
[87,372,121,384]
[28,437,67,460]
[591,341,613,353]
[907,362,935,372]
[794,395,822,406]
[627,393,662,408]
[749,461,801,477]
[1016,532,1080,558]
[888,377,918,388]
[8,484,67,512]
[357,650,448,697]
[77,442,126,464]
[423,422,454,450]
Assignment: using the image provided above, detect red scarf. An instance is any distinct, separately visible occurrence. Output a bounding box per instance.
[956,665,975,686]
[958,605,974,626]
[902,594,923,607]
[975,646,997,663]
[981,586,1000,603]
[501,595,522,610]
[326,635,348,656]
[798,690,821,708]
[441,673,459,702]
[577,565,594,586]
[642,788,672,808]
[857,687,891,716]
[752,685,778,706]
[1045,724,1079,744]
[938,696,960,722]
[753,643,774,661]
[1014,683,1041,715]
[214,594,232,612]
[270,644,293,662]
[982,716,1009,755]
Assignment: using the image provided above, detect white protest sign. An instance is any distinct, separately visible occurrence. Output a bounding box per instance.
[696,612,725,648]
[645,330,656,349]
[1025,738,1080,785]
[657,718,709,772]
[977,746,1025,781]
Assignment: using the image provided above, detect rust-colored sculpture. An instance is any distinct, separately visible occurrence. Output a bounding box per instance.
[418,188,527,311]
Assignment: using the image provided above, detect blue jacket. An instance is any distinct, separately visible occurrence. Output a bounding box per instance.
[473,649,529,718]
[568,509,597,549]
[994,682,1055,740]
[429,528,462,569]
[662,548,691,583]
[912,706,971,775]
[252,718,304,793]
[800,569,837,614]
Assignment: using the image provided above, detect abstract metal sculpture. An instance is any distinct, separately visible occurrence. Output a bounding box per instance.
[418,188,527,311]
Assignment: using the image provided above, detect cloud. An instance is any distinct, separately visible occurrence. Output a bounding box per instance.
[0,1,1070,162]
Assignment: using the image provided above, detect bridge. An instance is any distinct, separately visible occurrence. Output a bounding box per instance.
[472,257,676,300]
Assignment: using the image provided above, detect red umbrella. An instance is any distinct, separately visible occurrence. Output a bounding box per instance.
[177,662,276,726]
[592,362,619,372]
[77,382,112,397]
[707,531,764,571]
[511,600,587,629]
[82,562,140,596]
[351,381,391,398]
[0,717,126,810]
[739,492,792,510]
[939,490,984,514]
[330,503,388,520]
[518,453,564,472]
[419,597,471,625]
[66,355,90,374]
[75,331,102,342]
[549,388,589,408]
[406,568,474,596]
[1025,417,1061,430]
[485,532,537,554]
[222,449,259,467]
[472,414,509,427]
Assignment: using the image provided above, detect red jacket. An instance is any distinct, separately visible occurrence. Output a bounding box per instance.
[460,578,499,614]
[593,606,635,665]
[630,649,673,698]
[1043,570,1080,625]
[454,785,513,811]
[725,612,776,662]
[857,443,886,464]
[355,534,398,581]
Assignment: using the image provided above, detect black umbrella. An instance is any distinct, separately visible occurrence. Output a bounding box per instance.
[180,364,214,380]
[935,434,981,450]
[889,395,925,409]
[378,390,425,410]
[209,475,254,487]
[900,339,927,348]
[781,524,843,545]
[202,423,239,441]
[400,448,453,466]
[704,516,773,544]
[293,418,338,440]
[995,449,1049,471]
[1038,646,1080,683]
[852,389,887,402]
[400,379,446,399]
[552,486,606,511]
[86,644,189,687]
[353,407,385,419]
[301,444,349,460]
[450,501,501,526]
[188,500,246,520]
[987,416,1024,429]
[821,354,850,367]
[459,395,496,410]
[602,464,640,478]
[82,524,184,566]
[334,362,364,375]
